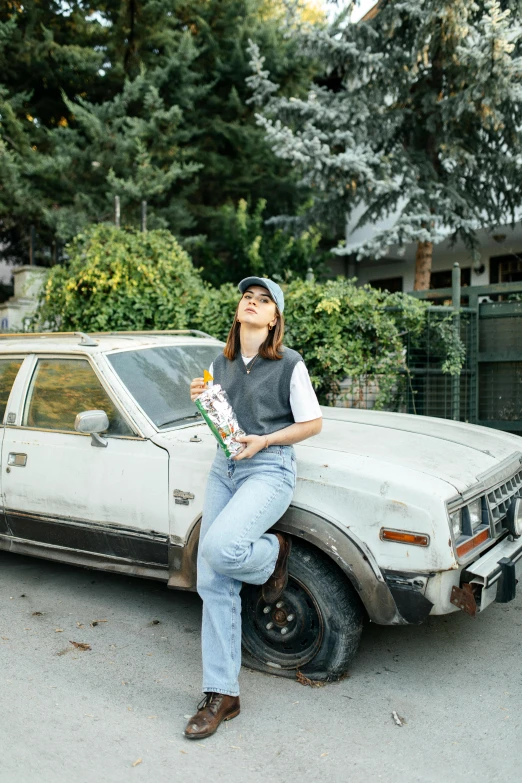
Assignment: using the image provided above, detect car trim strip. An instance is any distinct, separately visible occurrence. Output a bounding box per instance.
[2,509,168,566]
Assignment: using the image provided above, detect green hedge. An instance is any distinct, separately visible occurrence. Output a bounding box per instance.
[37,224,204,332]
[37,224,462,406]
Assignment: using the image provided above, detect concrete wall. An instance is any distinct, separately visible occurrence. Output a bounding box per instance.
[331,211,522,291]
[0,266,47,332]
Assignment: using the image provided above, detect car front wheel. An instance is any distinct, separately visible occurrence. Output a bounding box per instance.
[241,539,364,682]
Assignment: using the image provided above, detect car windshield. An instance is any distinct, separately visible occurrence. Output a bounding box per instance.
[107,344,222,429]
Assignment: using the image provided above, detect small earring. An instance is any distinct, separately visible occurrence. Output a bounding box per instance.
[268,324,273,331]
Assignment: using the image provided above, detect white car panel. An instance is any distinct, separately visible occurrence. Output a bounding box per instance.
[2,427,169,534]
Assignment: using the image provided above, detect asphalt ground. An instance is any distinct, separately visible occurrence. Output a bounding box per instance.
[1,549,521,783]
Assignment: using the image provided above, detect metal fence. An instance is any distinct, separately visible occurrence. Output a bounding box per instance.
[398,307,476,421]
[476,298,522,433]
[335,269,522,436]
[335,307,477,421]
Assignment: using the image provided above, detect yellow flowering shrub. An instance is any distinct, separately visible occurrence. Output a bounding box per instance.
[36,224,204,332]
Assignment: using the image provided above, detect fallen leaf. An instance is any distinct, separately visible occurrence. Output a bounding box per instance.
[55,629,64,633]
[147,716,157,719]
[296,670,326,688]
[1,636,9,640]
[57,647,73,657]
[392,710,406,726]
[320,753,329,758]
[131,759,142,768]
[180,750,187,754]
[90,619,107,627]
[32,612,43,616]
[76,622,84,628]
[230,745,241,749]
[69,641,91,651]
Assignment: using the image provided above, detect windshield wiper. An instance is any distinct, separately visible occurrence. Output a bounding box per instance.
[158,412,202,428]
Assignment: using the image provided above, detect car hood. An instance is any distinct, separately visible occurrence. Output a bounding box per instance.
[299,407,522,493]
[152,408,522,497]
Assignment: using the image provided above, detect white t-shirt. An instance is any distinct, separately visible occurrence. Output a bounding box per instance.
[208,356,322,423]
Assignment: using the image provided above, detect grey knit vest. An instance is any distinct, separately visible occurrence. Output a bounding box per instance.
[213,346,303,436]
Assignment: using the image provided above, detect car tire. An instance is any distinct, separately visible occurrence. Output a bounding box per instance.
[241,538,364,682]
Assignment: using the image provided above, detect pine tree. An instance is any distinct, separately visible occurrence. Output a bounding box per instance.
[179,0,320,280]
[1,0,320,278]
[248,0,522,289]
[0,1,115,262]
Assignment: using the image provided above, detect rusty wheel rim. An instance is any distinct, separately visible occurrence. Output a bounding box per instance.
[242,575,324,669]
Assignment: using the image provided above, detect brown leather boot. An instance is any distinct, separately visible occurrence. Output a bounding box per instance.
[262,532,292,604]
[184,693,240,740]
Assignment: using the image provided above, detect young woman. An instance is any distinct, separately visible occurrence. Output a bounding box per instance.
[185,276,322,739]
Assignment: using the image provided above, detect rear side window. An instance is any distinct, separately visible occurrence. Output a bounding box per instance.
[0,358,23,424]
[23,358,133,436]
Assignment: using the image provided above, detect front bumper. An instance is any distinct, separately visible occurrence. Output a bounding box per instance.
[464,535,522,611]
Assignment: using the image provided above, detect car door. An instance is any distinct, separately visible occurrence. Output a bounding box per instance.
[1,354,170,568]
[0,356,26,534]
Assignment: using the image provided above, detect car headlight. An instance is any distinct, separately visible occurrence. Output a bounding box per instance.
[506,497,522,538]
[466,499,482,532]
[450,509,462,540]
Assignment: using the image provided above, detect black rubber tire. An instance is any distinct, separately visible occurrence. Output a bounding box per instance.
[241,538,364,682]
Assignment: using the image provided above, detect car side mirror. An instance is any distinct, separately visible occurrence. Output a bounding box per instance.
[74,410,110,448]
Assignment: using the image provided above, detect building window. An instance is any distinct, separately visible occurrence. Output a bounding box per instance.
[368,276,403,293]
[430,268,471,289]
[490,254,522,284]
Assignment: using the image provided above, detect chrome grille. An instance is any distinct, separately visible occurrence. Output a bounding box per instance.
[487,470,522,537]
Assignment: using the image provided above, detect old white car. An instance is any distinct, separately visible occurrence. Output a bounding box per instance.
[0,331,521,681]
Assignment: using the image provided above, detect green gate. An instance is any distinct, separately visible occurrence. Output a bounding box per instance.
[411,272,522,435]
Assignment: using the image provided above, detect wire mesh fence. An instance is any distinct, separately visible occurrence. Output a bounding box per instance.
[334,308,477,422]
[333,276,522,435]
[397,308,476,421]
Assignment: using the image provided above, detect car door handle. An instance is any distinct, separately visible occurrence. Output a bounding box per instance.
[7,453,27,467]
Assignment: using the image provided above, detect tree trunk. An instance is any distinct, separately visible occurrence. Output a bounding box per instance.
[414,240,433,291]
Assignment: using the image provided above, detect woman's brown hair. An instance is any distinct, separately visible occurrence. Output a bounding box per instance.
[223,297,284,361]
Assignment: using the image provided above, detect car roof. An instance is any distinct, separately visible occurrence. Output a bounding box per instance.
[0,330,223,354]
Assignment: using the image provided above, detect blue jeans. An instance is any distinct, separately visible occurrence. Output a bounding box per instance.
[197,445,297,696]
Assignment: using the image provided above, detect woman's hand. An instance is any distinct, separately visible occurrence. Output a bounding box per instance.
[190,377,205,402]
[233,434,268,461]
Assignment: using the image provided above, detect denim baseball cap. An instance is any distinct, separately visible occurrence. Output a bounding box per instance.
[238,277,284,313]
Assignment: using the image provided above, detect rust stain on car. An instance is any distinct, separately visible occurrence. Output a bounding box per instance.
[450,584,477,617]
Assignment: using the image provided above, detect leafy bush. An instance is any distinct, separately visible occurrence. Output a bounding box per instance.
[284,279,429,405]
[196,277,433,407]
[36,224,205,332]
[36,226,463,408]
[192,199,328,287]
[192,282,239,342]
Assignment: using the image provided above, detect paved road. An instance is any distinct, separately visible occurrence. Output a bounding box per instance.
[1,549,520,783]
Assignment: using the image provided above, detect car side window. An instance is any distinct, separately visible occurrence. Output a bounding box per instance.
[0,358,24,424]
[23,358,133,436]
